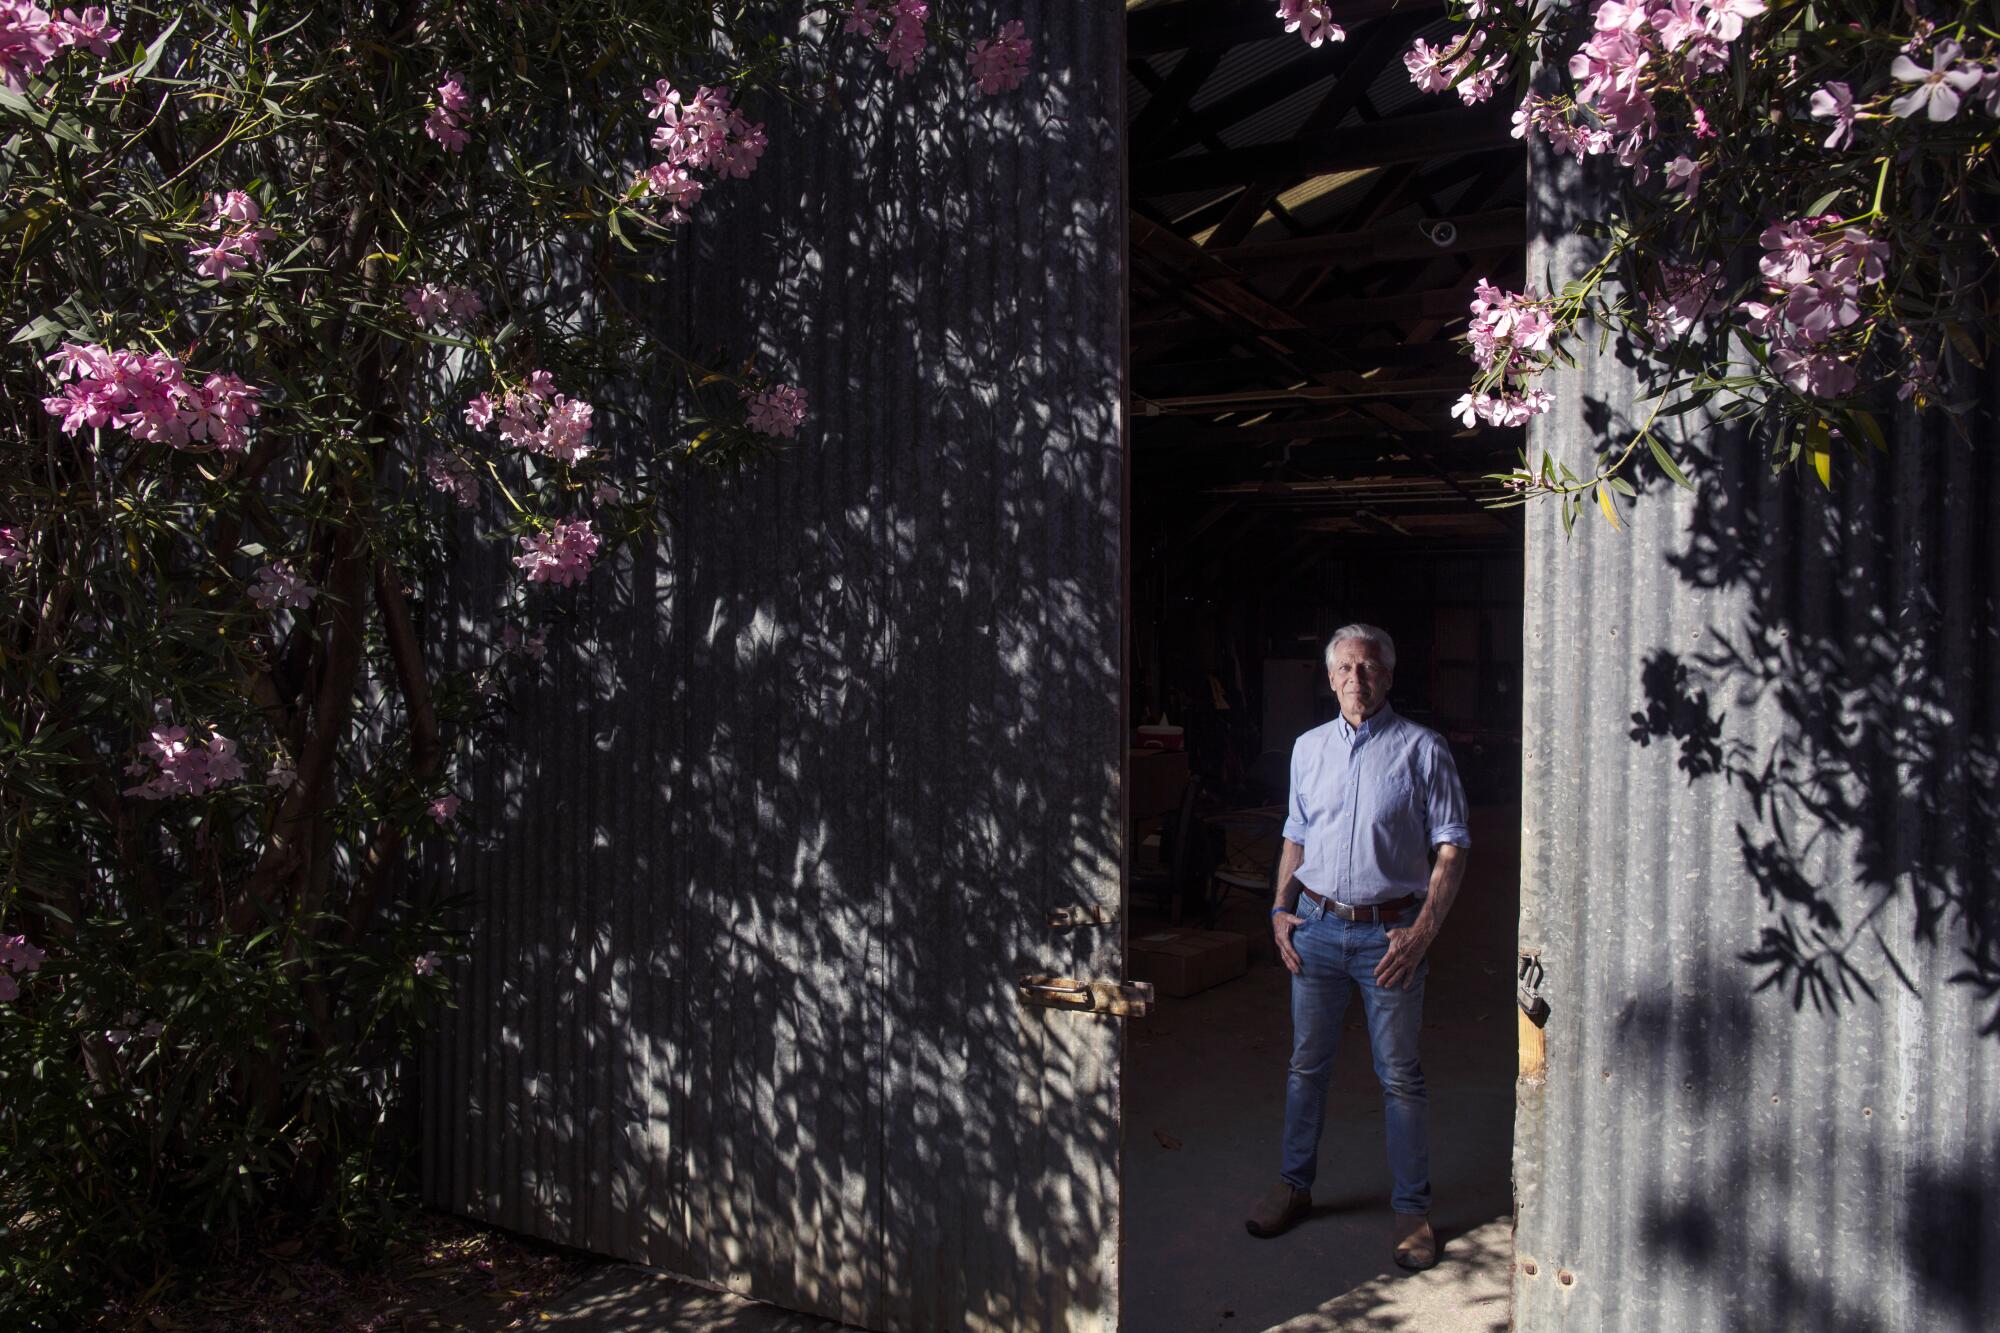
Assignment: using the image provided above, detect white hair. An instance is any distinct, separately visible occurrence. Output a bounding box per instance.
[1325,623,1397,672]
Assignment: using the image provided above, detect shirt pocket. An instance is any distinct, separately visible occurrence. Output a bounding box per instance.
[1366,766,1420,830]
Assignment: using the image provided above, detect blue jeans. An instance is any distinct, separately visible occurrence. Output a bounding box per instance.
[1279,896,1431,1215]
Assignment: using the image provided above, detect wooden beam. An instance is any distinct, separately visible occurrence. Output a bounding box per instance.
[1132,109,1515,195]
[1130,49,1225,159]
[1137,377,1469,415]
[1141,54,1329,167]
[1133,284,1477,340]
[1137,343,1472,377]
[1206,209,1524,273]
[1140,414,1475,445]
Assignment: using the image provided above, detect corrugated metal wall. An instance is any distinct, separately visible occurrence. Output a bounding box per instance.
[1515,153,2000,1328]
[423,6,1127,1330]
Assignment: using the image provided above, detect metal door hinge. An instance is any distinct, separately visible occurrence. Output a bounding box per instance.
[1047,904,1117,929]
[1017,974,1154,1018]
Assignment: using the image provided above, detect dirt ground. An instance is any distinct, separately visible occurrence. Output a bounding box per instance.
[93,1212,602,1333]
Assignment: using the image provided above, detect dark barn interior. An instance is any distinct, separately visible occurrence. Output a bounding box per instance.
[1120,3,1526,1327]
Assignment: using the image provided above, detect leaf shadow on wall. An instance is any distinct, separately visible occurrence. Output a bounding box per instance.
[1618,387,2000,1039]
[427,10,1128,1333]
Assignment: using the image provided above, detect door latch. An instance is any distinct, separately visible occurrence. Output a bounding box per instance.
[1047,903,1116,929]
[1517,950,1550,1027]
[1017,974,1154,1018]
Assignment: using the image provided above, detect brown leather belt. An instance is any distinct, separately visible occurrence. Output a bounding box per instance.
[1298,887,1417,924]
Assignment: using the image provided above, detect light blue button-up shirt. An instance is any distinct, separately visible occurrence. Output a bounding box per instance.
[1283,705,1471,904]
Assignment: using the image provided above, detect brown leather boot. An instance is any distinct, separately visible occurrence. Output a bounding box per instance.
[1393,1213,1437,1269]
[1245,1181,1311,1238]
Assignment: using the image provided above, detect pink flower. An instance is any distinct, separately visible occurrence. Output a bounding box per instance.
[435,74,470,114]
[643,162,704,223]
[427,795,460,825]
[1276,0,1343,48]
[1451,389,1552,428]
[1404,38,1459,94]
[1592,0,1649,33]
[968,20,1032,96]
[540,396,594,463]
[640,79,765,202]
[470,375,594,462]
[43,343,260,452]
[249,560,317,611]
[743,383,808,438]
[186,372,260,450]
[1645,260,1723,340]
[1663,154,1701,198]
[1739,224,1887,397]
[425,106,469,152]
[1511,95,1611,156]
[211,190,260,225]
[424,450,479,507]
[717,111,767,179]
[592,480,622,506]
[500,623,547,661]
[0,525,27,569]
[877,0,929,75]
[1890,41,1983,121]
[189,192,271,284]
[124,725,246,799]
[403,284,449,326]
[413,951,442,976]
[1700,0,1765,43]
[404,283,482,330]
[513,518,602,587]
[0,933,45,975]
[1771,347,1857,398]
[190,233,255,282]
[649,82,734,170]
[52,6,117,56]
[0,2,62,91]
[0,930,43,1003]
[424,76,472,152]
[844,1,880,37]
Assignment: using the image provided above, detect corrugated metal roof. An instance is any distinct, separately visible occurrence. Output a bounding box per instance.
[1515,150,2000,1332]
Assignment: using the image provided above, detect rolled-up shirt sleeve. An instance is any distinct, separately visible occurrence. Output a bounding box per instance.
[1425,736,1472,849]
[1282,737,1310,846]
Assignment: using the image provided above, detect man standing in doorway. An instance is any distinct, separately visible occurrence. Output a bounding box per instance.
[1245,624,1471,1271]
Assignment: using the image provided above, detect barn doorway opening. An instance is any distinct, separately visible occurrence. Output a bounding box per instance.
[1120,4,1527,1328]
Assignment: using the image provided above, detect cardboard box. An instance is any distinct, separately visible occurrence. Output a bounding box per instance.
[1129,928,1248,997]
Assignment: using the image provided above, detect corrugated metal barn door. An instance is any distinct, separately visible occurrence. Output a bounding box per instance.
[422,5,1128,1330]
[1514,120,2000,1332]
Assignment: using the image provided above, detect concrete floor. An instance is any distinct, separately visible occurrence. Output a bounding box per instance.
[539,809,1523,1333]
[1121,805,1522,1333]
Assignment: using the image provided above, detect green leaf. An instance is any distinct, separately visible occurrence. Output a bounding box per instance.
[131,14,184,82]
[11,313,63,344]
[1645,432,1695,491]
[1851,408,1888,454]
